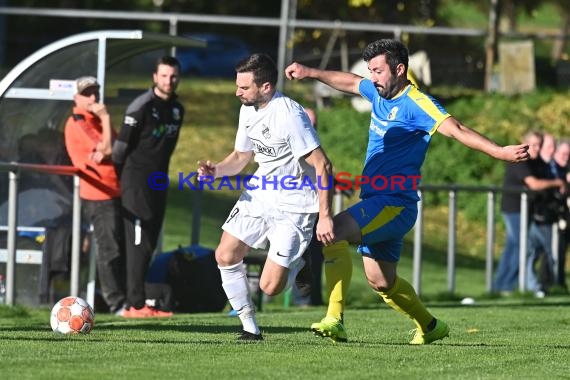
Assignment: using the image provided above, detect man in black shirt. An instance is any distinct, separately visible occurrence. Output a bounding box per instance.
[527,136,555,296]
[112,56,184,317]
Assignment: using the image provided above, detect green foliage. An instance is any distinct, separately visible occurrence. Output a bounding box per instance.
[421,88,569,219]
[516,1,564,27]
[310,87,570,191]
[315,104,369,175]
[279,86,570,221]
[164,77,569,257]
[437,0,487,28]
[438,0,563,29]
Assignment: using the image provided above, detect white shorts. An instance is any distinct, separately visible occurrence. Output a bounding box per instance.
[222,192,317,269]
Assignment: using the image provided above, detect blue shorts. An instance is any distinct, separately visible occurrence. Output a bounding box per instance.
[347,195,418,262]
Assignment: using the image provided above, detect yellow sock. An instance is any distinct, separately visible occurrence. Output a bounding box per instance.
[323,240,352,321]
[377,276,433,332]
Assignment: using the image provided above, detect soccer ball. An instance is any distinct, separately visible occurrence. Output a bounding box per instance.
[50,296,95,334]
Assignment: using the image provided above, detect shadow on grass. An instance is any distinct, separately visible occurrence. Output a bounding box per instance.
[342,296,570,312]
[93,322,306,335]
[0,321,305,334]
[428,298,570,308]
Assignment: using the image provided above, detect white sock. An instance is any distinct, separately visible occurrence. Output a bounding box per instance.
[219,261,260,335]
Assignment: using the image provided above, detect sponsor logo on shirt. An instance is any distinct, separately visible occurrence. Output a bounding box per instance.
[250,138,276,157]
[371,113,388,127]
[165,123,180,137]
[151,123,179,138]
[152,125,165,138]
[370,121,386,137]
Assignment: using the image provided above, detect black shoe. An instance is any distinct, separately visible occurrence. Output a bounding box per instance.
[295,251,312,298]
[238,330,263,341]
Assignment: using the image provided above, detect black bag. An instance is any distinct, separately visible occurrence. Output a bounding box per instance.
[166,246,227,313]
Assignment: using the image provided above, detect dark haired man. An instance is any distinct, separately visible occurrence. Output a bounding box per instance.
[198,54,334,340]
[113,56,184,318]
[286,39,530,344]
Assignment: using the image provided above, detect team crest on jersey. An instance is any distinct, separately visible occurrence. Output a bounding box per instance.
[172,107,181,121]
[387,106,399,121]
[261,125,271,139]
[151,107,159,120]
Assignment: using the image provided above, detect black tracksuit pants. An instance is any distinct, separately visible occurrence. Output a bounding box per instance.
[123,213,163,309]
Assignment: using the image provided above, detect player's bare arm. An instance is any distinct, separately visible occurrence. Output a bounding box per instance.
[437,117,530,163]
[303,147,335,245]
[285,62,362,95]
[197,150,253,179]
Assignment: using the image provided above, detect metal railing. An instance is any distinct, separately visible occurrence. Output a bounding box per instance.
[0,162,82,306]
[0,5,489,91]
[1,161,560,305]
[1,5,568,91]
[412,184,560,296]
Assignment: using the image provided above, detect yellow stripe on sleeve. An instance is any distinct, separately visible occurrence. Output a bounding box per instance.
[407,86,450,135]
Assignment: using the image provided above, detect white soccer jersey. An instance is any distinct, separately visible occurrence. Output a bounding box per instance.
[235,92,321,213]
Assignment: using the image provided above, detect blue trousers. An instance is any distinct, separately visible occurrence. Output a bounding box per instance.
[494,212,521,292]
[526,222,554,292]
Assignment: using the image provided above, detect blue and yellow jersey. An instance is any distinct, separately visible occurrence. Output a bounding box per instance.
[358,79,450,201]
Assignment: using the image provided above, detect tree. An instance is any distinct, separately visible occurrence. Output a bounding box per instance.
[550,0,570,62]
[485,0,501,92]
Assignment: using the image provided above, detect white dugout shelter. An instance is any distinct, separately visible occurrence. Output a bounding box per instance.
[0,30,205,307]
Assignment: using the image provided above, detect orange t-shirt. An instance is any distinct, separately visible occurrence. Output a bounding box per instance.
[64,107,121,200]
